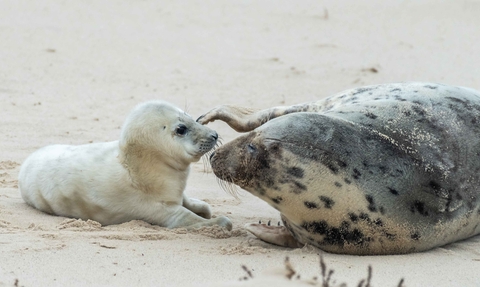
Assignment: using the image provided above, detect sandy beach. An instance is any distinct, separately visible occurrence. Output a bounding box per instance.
[1,1,480,286]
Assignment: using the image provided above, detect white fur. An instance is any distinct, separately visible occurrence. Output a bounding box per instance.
[18,101,232,230]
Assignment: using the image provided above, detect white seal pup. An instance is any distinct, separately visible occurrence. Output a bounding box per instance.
[198,82,480,254]
[19,101,232,230]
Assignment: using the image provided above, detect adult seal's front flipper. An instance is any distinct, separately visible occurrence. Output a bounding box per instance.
[245,223,303,248]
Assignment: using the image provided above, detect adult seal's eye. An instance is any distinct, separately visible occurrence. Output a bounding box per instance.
[176,125,188,136]
[247,143,256,153]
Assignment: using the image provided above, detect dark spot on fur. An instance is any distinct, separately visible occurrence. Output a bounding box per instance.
[303,220,327,234]
[334,182,342,188]
[291,181,307,194]
[269,142,283,159]
[411,233,421,240]
[395,95,407,101]
[365,195,377,212]
[294,181,307,190]
[385,233,396,240]
[319,196,335,209]
[352,168,361,179]
[304,201,318,209]
[341,221,351,230]
[344,178,352,184]
[364,111,378,119]
[244,142,271,175]
[402,110,412,116]
[390,88,401,92]
[286,167,304,178]
[429,180,441,191]
[326,163,338,174]
[446,96,467,104]
[412,105,426,116]
[388,187,399,196]
[271,196,283,204]
[410,200,429,216]
[428,180,452,199]
[373,218,383,226]
[349,213,358,223]
[338,160,347,168]
[322,158,344,174]
[302,220,365,246]
[359,213,370,221]
[352,87,373,96]
[424,85,437,89]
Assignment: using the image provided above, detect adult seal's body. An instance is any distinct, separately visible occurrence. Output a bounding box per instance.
[19,101,232,230]
[198,82,480,255]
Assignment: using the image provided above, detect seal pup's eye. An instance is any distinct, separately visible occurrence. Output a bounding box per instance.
[176,124,188,136]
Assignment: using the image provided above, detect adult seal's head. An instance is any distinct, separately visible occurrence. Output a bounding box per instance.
[211,114,317,195]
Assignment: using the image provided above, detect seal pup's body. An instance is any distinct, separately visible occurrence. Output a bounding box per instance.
[199,82,480,254]
[20,101,232,230]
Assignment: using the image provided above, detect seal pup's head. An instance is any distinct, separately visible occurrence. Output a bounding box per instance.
[120,101,218,172]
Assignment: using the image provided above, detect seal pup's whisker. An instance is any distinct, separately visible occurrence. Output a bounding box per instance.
[200,137,222,173]
[201,154,209,173]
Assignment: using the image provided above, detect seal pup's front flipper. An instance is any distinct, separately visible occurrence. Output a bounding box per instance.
[245,223,303,248]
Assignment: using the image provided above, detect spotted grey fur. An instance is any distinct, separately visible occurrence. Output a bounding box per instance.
[200,82,480,255]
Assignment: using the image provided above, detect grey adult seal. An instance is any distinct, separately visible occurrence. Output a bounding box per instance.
[198,82,480,255]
